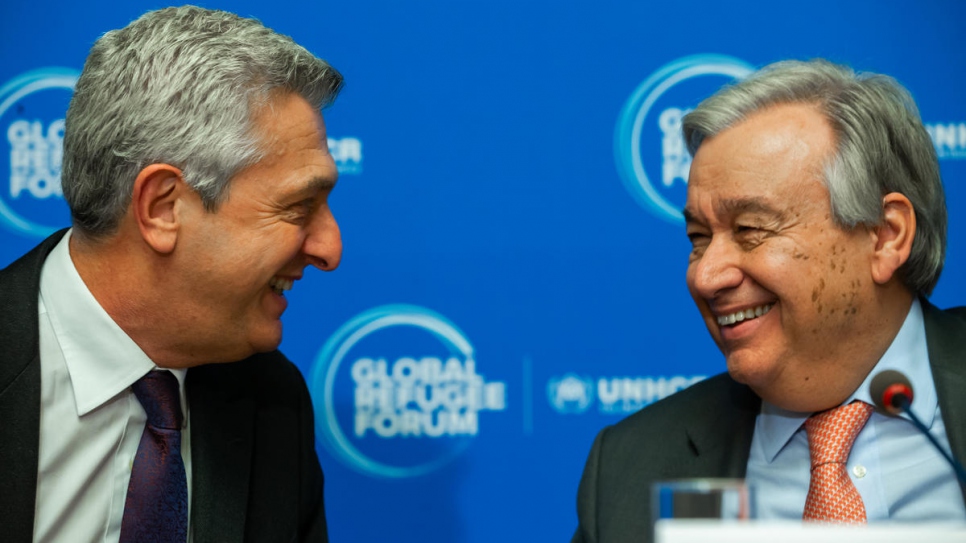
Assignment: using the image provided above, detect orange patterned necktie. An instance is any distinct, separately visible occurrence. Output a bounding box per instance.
[802,401,874,523]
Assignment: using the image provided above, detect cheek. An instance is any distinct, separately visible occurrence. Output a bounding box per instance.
[805,243,865,326]
[763,243,833,329]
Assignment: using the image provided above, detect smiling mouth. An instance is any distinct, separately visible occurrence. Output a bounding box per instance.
[269,276,294,296]
[716,303,773,326]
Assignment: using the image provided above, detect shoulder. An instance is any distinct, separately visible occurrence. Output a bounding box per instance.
[187,350,310,402]
[0,230,66,302]
[939,305,966,322]
[590,371,761,475]
[921,298,966,342]
[573,373,758,541]
[921,296,966,320]
[603,372,753,443]
[0,231,67,385]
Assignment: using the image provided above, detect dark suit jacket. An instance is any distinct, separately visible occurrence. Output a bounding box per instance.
[572,300,966,543]
[0,231,329,542]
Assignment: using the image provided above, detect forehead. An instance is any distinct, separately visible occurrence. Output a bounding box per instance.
[686,103,834,215]
[257,93,335,177]
[252,92,329,150]
[222,92,337,201]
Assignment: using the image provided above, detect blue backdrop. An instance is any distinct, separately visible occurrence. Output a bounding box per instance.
[2,1,964,541]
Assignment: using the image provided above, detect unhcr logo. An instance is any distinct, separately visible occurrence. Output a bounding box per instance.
[547,373,706,415]
[547,374,594,414]
[614,55,753,224]
[925,122,966,160]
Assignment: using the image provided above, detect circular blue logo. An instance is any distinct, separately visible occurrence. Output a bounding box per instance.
[615,55,753,224]
[0,68,78,238]
[311,304,506,479]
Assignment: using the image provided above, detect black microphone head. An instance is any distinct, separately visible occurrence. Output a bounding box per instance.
[870,370,914,415]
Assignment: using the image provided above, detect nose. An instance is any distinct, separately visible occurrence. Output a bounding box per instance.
[302,207,342,271]
[687,236,744,300]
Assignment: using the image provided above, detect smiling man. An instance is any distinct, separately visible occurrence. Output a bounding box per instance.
[0,6,342,542]
[572,60,966,543]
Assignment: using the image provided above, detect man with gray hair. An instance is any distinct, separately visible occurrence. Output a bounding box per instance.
[572,59,966,542]
[0,6,344,542]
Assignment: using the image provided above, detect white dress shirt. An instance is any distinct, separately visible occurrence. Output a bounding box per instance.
[746,298,966,522]
[33,230,192,542]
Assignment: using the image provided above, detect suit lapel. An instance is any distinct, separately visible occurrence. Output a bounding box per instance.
[922,299,966,501]
[0,230,67,543]
[187,362,256,543]
[684,375,761,477]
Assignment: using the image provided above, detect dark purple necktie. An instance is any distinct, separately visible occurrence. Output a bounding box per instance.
[119,370,188,543]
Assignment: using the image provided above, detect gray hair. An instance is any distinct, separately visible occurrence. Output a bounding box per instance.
[62,5,344,237]
[682,59,947,296]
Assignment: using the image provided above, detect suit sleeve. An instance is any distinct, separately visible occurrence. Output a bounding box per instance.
[572,427,608,543]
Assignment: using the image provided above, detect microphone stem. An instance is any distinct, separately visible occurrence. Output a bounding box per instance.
[897,399,966,485]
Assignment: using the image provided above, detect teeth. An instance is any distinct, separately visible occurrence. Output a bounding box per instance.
[717,304,772,326]
[269,276,294,295]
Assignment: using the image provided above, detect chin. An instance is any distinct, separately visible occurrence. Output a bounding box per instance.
[250,335,283,354]
[246,322,284,354]
[724,355,775,390]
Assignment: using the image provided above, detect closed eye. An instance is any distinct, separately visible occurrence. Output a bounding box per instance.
[734,223,769,249]
[687,231,709,246]
[686,230,711,261]
[283,198,317,224]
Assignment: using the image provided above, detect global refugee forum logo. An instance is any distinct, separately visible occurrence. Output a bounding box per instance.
[310,304,507,479]
[615,55,754,224]
[0,68,77,238]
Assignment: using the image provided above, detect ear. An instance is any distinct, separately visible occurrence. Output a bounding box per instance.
[870,192,916,285]
[131,164,186,254]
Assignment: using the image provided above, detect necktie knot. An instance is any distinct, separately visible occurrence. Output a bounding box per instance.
[805,401,874,466]
[132,370,182,430]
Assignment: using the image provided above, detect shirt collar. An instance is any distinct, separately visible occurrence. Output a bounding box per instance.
[756,298,934,462]
[39,230,186,416]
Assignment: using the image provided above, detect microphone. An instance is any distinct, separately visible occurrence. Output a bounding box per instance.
[869,370,913,415]
[870,370,966,485]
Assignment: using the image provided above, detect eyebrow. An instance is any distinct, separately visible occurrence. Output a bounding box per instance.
[307,174,337,192]
[682,207,698,224]
[682,197,785,225]
[288,174,337,200]
[278,175,337,209]
[717,197,785,221]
